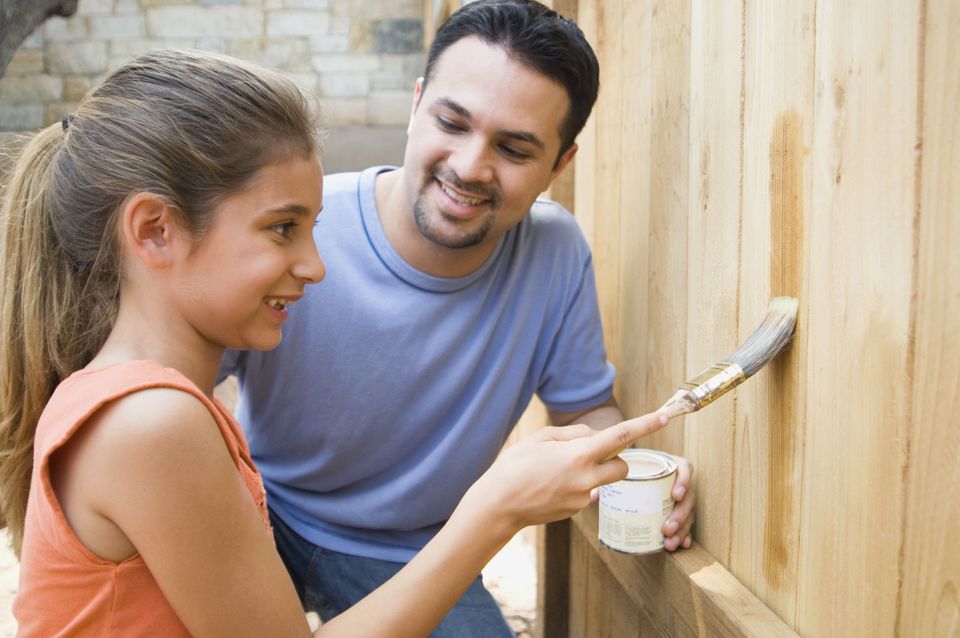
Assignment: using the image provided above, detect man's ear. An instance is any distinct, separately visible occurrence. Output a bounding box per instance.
[551,143,579,179]
[407,77,425,135]
[120,192,182,268]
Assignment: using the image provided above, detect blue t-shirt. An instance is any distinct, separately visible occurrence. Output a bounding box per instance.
[221,166,615,562]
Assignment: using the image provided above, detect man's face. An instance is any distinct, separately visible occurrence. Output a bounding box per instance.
[401,36,577,254]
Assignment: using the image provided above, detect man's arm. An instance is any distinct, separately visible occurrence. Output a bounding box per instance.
[547,397,695,551]
[547,396,624,430]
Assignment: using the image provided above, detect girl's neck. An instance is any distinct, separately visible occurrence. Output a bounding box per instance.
[90,302,224,396]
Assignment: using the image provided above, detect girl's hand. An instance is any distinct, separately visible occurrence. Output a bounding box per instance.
[466,411,670,531]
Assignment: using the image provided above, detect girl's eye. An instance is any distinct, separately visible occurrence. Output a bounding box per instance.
[271,221,296,239]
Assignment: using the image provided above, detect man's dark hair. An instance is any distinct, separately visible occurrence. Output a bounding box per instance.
[424,0,600,160]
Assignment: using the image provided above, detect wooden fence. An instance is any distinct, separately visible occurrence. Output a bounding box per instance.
[531,0,959,636]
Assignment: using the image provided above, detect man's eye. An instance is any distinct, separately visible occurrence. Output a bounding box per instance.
[436,116,465,132]
[499,145,531,161]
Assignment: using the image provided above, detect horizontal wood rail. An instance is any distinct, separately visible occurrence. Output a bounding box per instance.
[569,504,798,638]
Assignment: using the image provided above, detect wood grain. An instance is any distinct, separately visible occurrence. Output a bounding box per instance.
[682,0,743,566]
[796,1,918,635]
[571,506,797,637]
[731,1,815,624]
[899,0,960,634]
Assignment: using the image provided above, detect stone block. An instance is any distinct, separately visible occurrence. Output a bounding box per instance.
[318,98,367,127]
[147,7,262,38]
[284,0,329,8]
[0,105,44,132]
[44,16,88,41]
[199,0,242,5]
[89,15,147,40]
[370,54,423,90]
[318,73,368,98]
[196,38,228,53]
[261,41,313,72]
[47,42,109,75]
[6,49,44,76]
[115,0,142,14]
[349,23,372,52]
[284,72,320,96]
[77,0,116,16]
[372,20,422,54]
[370,70,411,91]
[141,0,194,6]
[46,103,78,127]
[330,0,419,20]
[308,33,350,54]
[367,90,412,126]
[329,16,350,36]
[311,54,381,74]
[64,77,93,103]
[0,75,63,104]
[109,39,196,64]
[266,11,331,38]
[23,28,44,49]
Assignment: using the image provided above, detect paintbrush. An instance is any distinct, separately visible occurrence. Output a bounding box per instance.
[657,296,799,418]
[606,297,799,459]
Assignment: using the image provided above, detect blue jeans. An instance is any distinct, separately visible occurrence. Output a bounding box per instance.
[270,509,516,637]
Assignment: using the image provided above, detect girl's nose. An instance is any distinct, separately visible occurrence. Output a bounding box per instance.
[295,244,325,284]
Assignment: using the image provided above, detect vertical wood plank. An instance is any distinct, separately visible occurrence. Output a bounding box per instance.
[634,0,691,457]
[683,0,743,565]
[568,523,591,637]
[899,0,960,634]
[611,0,653,421]
[589,0,625,364]
[573,0,599,246]
[732,1,815,624]
[797,1,919,634]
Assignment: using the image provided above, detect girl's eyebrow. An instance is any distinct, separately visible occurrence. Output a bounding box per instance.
[262,203,314,216]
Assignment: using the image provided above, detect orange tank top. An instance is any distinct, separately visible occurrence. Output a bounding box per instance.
[13,360,271,637]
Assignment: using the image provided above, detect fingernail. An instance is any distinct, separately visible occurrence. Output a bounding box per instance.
[666,520,679,534]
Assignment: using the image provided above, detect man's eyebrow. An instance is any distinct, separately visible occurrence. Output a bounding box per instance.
[434,97,471,120]
[433,97,546,150]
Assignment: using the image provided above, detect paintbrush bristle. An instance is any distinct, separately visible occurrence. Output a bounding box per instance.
[725,296,799,377]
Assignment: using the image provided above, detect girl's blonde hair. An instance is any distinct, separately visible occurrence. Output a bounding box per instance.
[0,49,321,554]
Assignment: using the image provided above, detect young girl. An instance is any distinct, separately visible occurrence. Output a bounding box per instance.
[0,49,667,636]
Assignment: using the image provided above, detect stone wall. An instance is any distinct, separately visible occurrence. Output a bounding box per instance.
[0,0,425,170]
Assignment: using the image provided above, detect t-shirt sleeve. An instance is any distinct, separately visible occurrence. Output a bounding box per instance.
[217,348,246,384]
[536,254,616,413]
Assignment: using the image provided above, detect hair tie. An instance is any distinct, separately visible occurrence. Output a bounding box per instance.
[61,114,74,131]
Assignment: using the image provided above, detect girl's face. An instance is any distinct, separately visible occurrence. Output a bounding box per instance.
[172,153,325,352]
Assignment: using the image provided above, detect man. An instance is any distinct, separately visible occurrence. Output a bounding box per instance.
[221,1,695,634]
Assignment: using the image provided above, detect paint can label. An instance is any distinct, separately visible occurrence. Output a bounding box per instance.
[598,449,677,554]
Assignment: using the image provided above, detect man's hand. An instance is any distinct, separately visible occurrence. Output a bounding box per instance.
[662,455,695,551]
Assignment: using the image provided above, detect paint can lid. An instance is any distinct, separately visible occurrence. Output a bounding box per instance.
[618,448,677,480]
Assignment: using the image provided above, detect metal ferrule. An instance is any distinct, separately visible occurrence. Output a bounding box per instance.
[679,361,746,410]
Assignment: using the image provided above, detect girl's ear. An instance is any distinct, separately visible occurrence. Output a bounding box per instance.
[120,192,184,268]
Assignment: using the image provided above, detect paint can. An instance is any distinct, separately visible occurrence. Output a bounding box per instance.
[598,449,677,554]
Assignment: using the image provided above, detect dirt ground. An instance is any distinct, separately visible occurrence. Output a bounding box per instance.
[0,528,535,637]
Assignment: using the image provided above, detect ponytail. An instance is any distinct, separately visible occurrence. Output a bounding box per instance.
[0,124,118,555]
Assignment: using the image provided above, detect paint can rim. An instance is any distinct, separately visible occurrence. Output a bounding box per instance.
[619,448,677,481]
